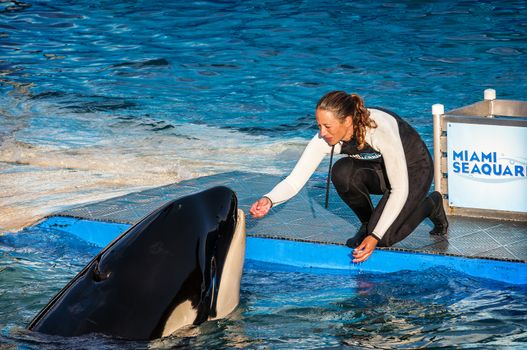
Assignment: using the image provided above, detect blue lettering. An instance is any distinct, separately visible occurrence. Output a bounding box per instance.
[469,152,480,162]
[503,166,513,176]
[493,164,502,175]
[453,150,464,161]
[481,164,492,175]
[515,165,525,177]
[471,164,481,174]
[453,162,461,173]
[481,152,493,163]
[462,162,469,173]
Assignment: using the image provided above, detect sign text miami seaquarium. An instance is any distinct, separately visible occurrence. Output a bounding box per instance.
[447,122,527,213]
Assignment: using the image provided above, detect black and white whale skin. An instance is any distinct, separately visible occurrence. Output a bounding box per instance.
[28,186,246,340]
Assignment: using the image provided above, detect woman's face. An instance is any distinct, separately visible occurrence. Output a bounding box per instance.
[315,109,353,146]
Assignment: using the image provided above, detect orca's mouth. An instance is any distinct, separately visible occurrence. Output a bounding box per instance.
[209,256,218,313]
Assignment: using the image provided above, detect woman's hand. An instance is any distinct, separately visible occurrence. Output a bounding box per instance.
[352,235,379,263]
[250,197,272,218]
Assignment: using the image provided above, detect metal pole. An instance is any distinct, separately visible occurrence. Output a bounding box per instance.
[484,88,496,118]
[432,103,445,194]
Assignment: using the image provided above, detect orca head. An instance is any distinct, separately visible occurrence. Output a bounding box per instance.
[28,186,246,340]
[160,187,246,337]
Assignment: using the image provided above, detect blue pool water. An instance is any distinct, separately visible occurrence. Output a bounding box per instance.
[1,0,527,348]
[1,0,526,230]
[1,226,526,349]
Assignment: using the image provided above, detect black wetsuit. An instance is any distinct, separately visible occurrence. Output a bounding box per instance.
[264,108,447,246]
[331,108,438,246]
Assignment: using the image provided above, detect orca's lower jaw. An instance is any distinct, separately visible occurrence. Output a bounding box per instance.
[212,209,246,321]
[159,209,246,338]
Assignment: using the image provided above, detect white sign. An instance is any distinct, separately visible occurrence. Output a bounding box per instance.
[447,122,527,213]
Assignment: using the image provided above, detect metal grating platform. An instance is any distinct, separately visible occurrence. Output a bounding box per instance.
[53,171,527,262]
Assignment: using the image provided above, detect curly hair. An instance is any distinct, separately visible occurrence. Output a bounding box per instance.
[316,91,376,149]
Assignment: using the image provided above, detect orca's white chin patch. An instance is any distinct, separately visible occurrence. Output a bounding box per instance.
[161,209,246,337]
[213,209,246,320]
[161,300,197,337]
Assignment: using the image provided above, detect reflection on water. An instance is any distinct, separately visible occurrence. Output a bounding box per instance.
[1,227,526,349]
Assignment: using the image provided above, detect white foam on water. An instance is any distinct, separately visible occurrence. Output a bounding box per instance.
[0,107,308,232]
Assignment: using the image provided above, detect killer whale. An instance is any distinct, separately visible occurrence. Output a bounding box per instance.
[28,186,246,340]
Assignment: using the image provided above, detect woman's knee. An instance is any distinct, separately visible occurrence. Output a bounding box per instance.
[377,233,397,247]
[378,222,413,247]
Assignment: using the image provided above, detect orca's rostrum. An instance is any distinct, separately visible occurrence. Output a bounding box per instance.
[28,186,246,340]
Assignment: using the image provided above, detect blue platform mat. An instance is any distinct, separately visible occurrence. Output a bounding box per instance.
[36,171,527,285]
